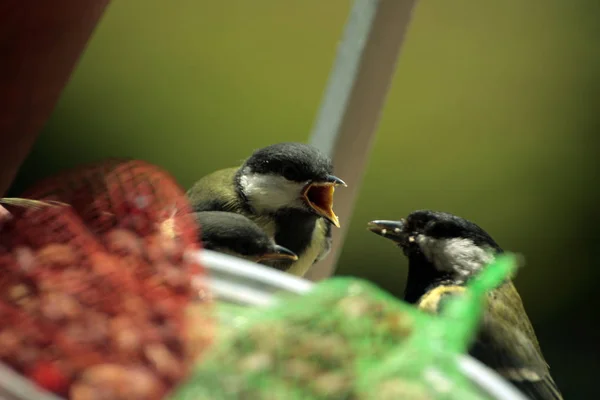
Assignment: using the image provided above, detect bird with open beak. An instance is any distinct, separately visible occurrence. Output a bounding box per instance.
[186,143,346,276]
[193,211,298,266]
[368,210,563,400]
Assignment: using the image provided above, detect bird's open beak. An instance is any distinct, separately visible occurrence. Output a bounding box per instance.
[256,244,299,262]
[367,219,409,244]
[302,175,346,228]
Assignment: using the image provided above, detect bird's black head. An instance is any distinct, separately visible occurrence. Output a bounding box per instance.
[368,210,503,302]
[369,210,502,255]
[194,211,298,264]
[406,210,501,251]
[237,143,346,227]
[243,142,333,182]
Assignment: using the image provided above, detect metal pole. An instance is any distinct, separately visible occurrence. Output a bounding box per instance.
[307,0,419,281]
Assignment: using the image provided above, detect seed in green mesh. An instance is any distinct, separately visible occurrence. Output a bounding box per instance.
[295,333,352,361]
[311,371,352,397]
[366,300,386,319]
[374,378,434,400]
[244,323,286,352]
[171,276,515,400]
[237,352,273,373]
[337,295,372,318]
[246,323,283,342]
[282,359,321,382]
[382,312,413,337]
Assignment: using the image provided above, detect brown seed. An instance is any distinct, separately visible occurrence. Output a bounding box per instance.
[160,264,189,292]
[144,343,183,381]
[104,229,143,257]
[69,384,104,400]
[9,284,30,301]
[145,233,183,263]
[88,253,120,276]
[64,312,109,347]
[122,295,149,318]
[0,330,20,358]
[142,325,164,344]
[144,275,164,290]
[116,254,144,277]
[58,269,90,296]
[109,316,141,354]
[71,364,165,400]
[85,312,110,343]
[15,295,39,314]
[144,235,166,264]
[13,247,37,273]
[40,292,81,321]
[36,244,77,269]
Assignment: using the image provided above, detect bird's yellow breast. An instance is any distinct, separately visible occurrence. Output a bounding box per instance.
[418,285,468,313]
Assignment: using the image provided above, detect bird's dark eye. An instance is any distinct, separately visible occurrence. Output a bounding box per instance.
[282,165,301,181]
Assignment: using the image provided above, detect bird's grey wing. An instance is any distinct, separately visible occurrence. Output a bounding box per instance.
[470,283,563,400]
[186,167,243,213]
[193,211,257,247]
[418,284,562,400]
[314,219,332,263]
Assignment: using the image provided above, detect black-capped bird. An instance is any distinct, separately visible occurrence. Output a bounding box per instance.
[187,143,346,276]
[194,211,298,266]
[368,210,562,400]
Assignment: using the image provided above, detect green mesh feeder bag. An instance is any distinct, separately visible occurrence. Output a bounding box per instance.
[172,254,519,400]
[354,254,519,400]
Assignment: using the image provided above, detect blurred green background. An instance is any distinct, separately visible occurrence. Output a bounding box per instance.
[12,0,600,397]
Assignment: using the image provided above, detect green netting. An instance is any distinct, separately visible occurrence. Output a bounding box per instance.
[172,254,519,400]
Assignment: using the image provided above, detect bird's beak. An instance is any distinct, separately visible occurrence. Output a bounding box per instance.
[256,244,299,262]
[302,175,346,228]
[367,219,409,244]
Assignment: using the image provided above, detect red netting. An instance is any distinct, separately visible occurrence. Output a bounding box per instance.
[0,159,213,400]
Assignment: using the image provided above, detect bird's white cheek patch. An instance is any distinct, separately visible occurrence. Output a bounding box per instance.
[240,173,305,212]
[416,235,494,280]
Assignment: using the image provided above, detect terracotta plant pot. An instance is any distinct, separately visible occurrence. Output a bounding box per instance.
[0,0,111,196]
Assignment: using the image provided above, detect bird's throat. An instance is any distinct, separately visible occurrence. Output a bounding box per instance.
[272,209,319,256]
[404,254,455,304]
[266,209,321,276]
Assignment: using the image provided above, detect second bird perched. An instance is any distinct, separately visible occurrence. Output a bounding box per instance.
[368,210,563,400]
[193,211,298,266]
[187,142,346,277]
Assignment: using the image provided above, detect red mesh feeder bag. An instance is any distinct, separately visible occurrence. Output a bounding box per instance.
[0,159,213,400]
